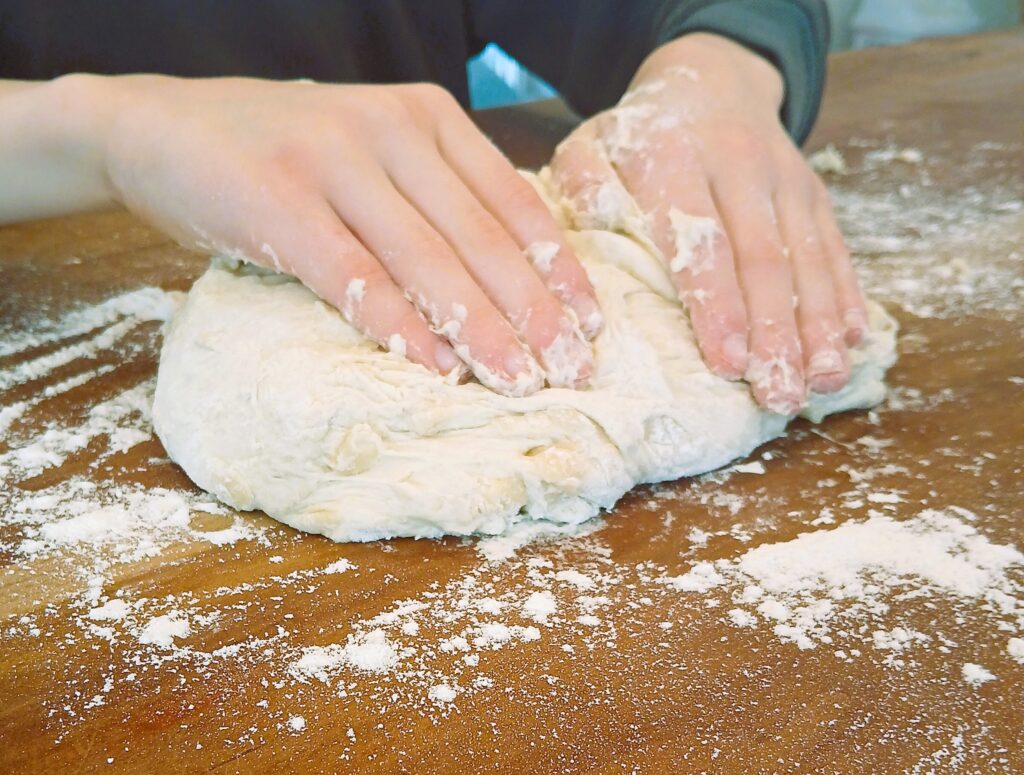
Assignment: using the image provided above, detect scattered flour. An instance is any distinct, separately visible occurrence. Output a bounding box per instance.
[961,662,996,687]
[522,590,558,624]
[673,508,1024,650]
[0,286,269,609]
[732,460,766,475]
[830,141,1024,319]
[1007,637,1024,664]
[428,684,457,704]
[88,599,130,622]
[291,630,403,681]
[808,143,849,175]
[137,612,191,648]
[322,558,355,574]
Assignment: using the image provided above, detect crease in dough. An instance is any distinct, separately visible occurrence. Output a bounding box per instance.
[152,171,897,542]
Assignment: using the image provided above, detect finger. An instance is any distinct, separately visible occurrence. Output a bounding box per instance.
[251,191,463,377]
[775,186,850,394]
[549,123,642,235]
[436,109,604,339]
[714,175,806,414]
[383,140,593,389]
[813,180,868,345]
[323,162,546,397]
[607,129,749,379]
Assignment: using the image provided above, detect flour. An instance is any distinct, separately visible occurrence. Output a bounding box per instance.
[666,208,720,274]
[322,558,355,574]
[961,662,997,686]
[291,629,404,679]
[0,286,269,623]
[689,508,1024,650]
[137,612,192,648]
[830,141,1024,320]
[0,286,179,360]
[0,287,183,482]
[522,590,558,623]
[1006,637,1024,664]
[88,599,130,622]
[525,240,560,274]
[1,381,154,479]
[427,684,457,704]
[12,488,1018,752]
[808,143,849,175]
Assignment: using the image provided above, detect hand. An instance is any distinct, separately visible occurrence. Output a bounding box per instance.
[96,76,602,396]
[551,34,868,414]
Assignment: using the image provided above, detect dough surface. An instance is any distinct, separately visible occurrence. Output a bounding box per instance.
[153,173,897,542]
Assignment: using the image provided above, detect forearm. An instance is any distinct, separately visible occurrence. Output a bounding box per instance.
[0,74,119,224]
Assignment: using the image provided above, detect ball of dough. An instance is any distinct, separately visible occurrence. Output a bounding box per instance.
[153,175,896,542]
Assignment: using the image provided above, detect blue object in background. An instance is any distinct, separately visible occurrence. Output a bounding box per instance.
[467,43,557,109]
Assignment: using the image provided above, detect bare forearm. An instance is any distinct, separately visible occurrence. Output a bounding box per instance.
[0,74,119,223]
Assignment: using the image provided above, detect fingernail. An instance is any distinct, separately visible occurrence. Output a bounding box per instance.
[722,333,748,376]
[807,349,848,394]
[807,349,843,377]
[500,346,545,396]
[844,309,868,345]
[435,344,462,374]
[504,346,538,379]
[574,294,605,339]
[541,319,594,389]
[747,355,806,415]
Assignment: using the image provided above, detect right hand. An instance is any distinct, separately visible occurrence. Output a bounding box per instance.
[96,75,601,395]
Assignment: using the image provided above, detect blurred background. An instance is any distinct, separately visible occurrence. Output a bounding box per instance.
[468,0,1023,108]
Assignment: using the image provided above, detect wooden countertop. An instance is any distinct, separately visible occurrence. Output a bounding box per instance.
[2,30,1022,774]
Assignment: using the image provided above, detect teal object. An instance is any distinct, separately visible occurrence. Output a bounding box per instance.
[467,43,558,109]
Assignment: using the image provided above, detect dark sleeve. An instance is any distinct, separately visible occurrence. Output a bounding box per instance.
[468,0,830,145]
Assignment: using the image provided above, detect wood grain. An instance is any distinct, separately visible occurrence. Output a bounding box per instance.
[1,30,1022,774]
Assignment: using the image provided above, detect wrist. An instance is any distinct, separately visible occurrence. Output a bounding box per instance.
[632,32,784,114]
[40,73,125,206]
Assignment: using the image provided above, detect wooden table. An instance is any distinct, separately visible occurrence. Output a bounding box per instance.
[2,30,1022,774]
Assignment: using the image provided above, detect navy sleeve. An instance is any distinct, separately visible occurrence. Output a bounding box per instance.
[469,0,830,145]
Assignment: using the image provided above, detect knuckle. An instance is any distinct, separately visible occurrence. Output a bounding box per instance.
[465,208,514,249]
[458,296,503,333]
[810,173,833,205]
[358,90,410,126]
[408,82,458,111]
[790,235,826,267]
[718,126,769,161]
[804,319,844,349]
[796,291,834,320]
[349,259,392,292]
[749,242,788,270]
[501,176,549,218]
[261,142,315,184]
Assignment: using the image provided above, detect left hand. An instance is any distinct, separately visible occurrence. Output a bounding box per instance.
[551,33,868,414]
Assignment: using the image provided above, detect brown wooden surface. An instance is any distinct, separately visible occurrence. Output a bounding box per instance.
[2,31,1023,774]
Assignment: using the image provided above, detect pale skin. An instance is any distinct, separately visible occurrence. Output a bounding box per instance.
[0,32,865,410]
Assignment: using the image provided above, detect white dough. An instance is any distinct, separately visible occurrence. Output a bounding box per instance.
[153,172,897,542]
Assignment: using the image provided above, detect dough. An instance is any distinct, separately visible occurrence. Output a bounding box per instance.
[153,172,897,542]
